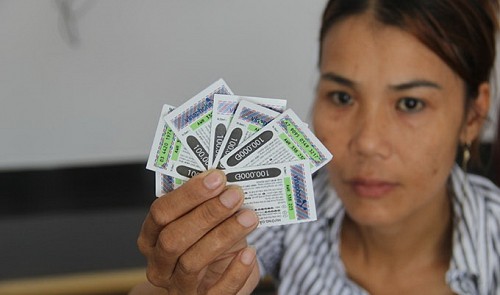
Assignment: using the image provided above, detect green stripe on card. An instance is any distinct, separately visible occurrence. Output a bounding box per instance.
[284,177,295,220]
[190,111,213,131]
[283,119,322,162]
[247,124,260,133]
[155,127,175,167]
[172,140,182,161]
[279,133,306,160]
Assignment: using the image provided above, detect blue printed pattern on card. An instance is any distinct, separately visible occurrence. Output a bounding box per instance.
[172,86,230,130]
[290,163,309,220]
[217,100,238,115]
[161,174,175,193]
[240,107,276,126]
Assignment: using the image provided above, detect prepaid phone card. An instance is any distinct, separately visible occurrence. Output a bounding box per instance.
[225,161,317,227]
[220,109,333,173]
[146,104,202,180]
[213,100,280,169]
[155,172,186,197]
[208,95,287,168]
[165,79,233,170]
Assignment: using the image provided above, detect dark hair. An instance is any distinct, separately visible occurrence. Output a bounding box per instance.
[320,0,499,100]
[493,111,500,185]
[319,0,499,169]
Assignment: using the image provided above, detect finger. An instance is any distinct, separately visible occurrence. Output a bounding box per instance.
[206,247,258,295]
[129,281,169,295]
[198,239,250,290]
[138,169,226,252]
[148,186,246,286]
[174,209,259,279]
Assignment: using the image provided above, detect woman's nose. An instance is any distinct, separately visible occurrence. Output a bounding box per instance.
[348,110,392,159]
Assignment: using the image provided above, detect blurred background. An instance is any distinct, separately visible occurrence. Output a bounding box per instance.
[0,1,498,294]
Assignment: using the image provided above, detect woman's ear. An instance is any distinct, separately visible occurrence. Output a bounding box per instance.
[460,82,490,143]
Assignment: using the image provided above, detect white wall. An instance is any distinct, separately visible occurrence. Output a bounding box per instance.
[1,1,497,170]
[0,0,326,169]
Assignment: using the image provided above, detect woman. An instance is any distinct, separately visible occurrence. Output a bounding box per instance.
[132,0,500,294]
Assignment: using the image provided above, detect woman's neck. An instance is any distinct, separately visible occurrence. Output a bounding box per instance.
[341,186,453,275]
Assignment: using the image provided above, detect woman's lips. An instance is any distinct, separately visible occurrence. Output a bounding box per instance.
[348,178,398,198]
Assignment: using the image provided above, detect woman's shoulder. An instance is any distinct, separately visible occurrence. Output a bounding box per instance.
[467,172,500,211]
[458,171,500,248]
[447,168,500,293]
[451,166,500,213]
[464,173,500,293]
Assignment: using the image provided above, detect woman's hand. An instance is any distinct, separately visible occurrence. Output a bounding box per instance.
[135,169,261,295]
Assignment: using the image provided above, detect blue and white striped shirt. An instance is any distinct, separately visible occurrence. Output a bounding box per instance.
[248,165,500,295]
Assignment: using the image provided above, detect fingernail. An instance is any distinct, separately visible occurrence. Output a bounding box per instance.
[203,170,224,190]
[219,189,242,209]
[240,247,256,266]
[236,210,258,228]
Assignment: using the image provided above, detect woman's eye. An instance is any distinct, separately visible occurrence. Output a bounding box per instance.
[396,97,425,112]
[328,91,353,106]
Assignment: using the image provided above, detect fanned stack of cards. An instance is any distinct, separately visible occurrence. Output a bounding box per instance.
[147,79,333,227]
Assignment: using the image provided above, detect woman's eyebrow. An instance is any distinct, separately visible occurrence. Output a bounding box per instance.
[320,72,357,88]
[320,73,442,91]
[389,80,442,91]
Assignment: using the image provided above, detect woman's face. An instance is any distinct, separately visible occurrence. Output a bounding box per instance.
[313,15,471,227]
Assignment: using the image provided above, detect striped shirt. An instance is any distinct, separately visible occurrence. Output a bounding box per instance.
[248,165,500,295]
